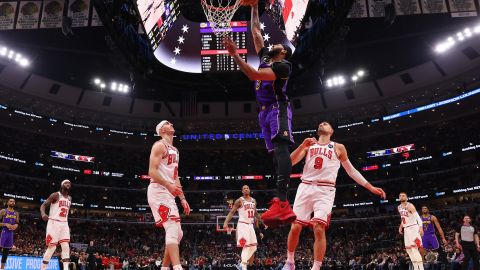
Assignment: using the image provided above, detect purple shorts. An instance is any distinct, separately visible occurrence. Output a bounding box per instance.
[0,230,13,248]
[422,234,439,250]
[258,101,294,151]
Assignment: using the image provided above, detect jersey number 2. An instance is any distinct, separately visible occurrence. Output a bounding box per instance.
[59,208,68,217]
[314,157,324,170]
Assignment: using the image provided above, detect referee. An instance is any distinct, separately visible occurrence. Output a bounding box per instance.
[455,215,479,270]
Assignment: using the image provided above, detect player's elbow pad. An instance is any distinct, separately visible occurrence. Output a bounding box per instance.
[341,160,368,187]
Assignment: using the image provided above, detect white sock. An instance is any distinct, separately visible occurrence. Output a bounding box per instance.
[241,262,248,270]
[173,265,182,270]
[311,260,322,270]
[287,251,295,263]
[63,261,69,270]
[413,262,424,270]
[161,267,170,270]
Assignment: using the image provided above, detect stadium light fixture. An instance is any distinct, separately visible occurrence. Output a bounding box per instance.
[352,75,358,82]
[94,78,101,85]
[100,83,106,89]
[0,46,31,68]
[111,82,117,91]
[357,70,365,77]
[434,22,480,54]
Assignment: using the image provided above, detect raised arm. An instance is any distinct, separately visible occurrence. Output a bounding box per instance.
[337,143,386,199]
[40,192,59,222]
[431,215,447,244]
[290,138,317,166]
[223,199,242,230]
[250,3,264,54]
[148,141,182,196]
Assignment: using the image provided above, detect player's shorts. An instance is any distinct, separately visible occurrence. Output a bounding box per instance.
[422,234,439,250]
[0,230,14,248]
[258,101,294,151]
[292,181,335,227]
[236,222,257,248]
[404,225,423,249]
[147,183,180,227]
[45,219,70,246]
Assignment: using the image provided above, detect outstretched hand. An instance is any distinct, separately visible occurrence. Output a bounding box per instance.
[370,186,386,199]
[223,37,237,56]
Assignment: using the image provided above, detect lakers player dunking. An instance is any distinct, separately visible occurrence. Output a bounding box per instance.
[40,180,72,270]
[224,0,296,227]
[223,185,262,270]
[283,122,386,270]
[148,120,190,270]
[1,199,19,270]
[398,192,425,270]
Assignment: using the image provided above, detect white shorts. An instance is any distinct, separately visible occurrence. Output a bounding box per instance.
[404,225,423,249]
[46,220,70,246]
[147,183,180,227]
[293,182,335,227]
[236,222,257,248]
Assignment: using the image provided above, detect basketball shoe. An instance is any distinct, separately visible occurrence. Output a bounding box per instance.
[261,197,296,227]
[282,261,295,270]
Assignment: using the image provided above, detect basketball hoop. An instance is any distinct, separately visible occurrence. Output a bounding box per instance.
[201,0,242,37]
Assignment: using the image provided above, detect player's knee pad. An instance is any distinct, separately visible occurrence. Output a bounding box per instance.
[1,248,9,263]
[407,248,423,262]
[164,220,182,245]
[43,245,56,262]
[60,242,70,260]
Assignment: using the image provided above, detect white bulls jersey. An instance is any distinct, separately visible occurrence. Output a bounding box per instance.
[151,141,179,191]
[237,197,256,224]
[49,192,71,222]
[398,203,418,227]
[301,141,340,185]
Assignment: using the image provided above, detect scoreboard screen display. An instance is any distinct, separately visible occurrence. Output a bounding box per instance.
[200,21,248,72]
[136,0,180,50]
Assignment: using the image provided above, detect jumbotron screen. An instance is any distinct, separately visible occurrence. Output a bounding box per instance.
[136,0,180,50]
[267,0,309,41]
[200,21,248,72]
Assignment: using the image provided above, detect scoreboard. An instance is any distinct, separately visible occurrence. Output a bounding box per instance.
[200,21,248,72]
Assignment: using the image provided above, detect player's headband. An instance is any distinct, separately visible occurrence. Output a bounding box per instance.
[61,179,71,186]
[156,120,169,135]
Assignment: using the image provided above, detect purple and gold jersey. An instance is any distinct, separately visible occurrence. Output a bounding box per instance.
[254,47,291,107]
[422,214,435,235]
[1,208,17,248]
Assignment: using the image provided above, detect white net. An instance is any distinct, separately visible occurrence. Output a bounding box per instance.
[201,0,242,37]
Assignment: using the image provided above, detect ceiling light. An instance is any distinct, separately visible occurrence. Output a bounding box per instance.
[19,59,30,67]
[357,70,365,76]
[326,79,333,88]
[111,82,117,91]
[94,78,101,85]
[352,75,358,81]
[100,83,106,89]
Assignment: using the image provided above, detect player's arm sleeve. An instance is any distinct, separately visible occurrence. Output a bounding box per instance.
[341,160,369,187]
[271,62,291,80]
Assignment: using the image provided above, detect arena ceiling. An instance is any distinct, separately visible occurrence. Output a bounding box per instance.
[0,3,478,101]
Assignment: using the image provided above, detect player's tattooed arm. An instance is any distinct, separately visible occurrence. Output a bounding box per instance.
[11,212,19,230]
[148,141,182,196]
[432,215,447,244]
[250,3,264,54]
[253,199,264,228]
[0,209,5,227]
[223,199,242,230]
[40,192,59,222]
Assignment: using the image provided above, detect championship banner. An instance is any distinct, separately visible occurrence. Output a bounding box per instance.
[367,144,415,158]
[348,0,369,18]
[90,5,102,26]
[0,2,18,30]
[40,0,64,28]
[448,0,477,17]
[67,0,89,27]
[5,256,59,270]
[368,0,392,17]
[50,150,95,162]
[16,1,41,29]
[394,0,421,15]
[421,0,448,13]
